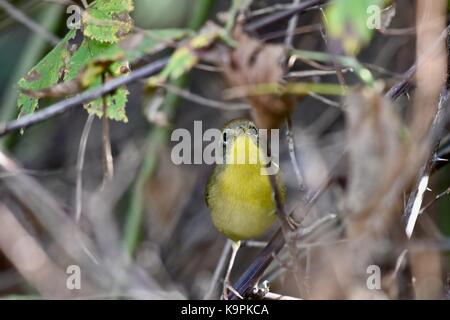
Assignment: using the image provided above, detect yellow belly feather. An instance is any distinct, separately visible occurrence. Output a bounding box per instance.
[207,135,284,241]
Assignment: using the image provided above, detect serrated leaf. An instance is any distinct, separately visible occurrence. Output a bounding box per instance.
[17,29,77,115]
[59,36,129,122]
[324,0,386,55]
[160,47,198,81]
[82,0,134,43]
[69,29,189,72]
[65,38,124,82]
[92,0,134,14]
[85,86,129,122]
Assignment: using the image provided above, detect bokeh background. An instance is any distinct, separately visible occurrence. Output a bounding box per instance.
[0,0,449,299]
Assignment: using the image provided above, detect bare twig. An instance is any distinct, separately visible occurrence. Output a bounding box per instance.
[404,85,449,238]
[0,150,110,289]
[286,116,305,189]
[386,24,450,100]
[204,241,231,299]
[262,292,302,300]
[284,0,301,48]
[284,0,305,191]
[247,4,301,18]
[75,114,94,222]
[0,58,168,137]
[261,24,322,42]
[244,0,326,34]
[308,92,341,108]
[241,240,268,248]
[0,203,76,297]
[161,83,249,110]
[318,8,347,88]
[286,68,350,79]
[101,89,114,183]
[420,186,450,214]
[0,0,60,45]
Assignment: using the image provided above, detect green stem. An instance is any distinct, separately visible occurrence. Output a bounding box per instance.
[290,49,375,86]
[225,0,241,33]
[124,0,213,256]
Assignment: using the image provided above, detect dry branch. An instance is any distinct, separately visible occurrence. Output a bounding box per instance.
[0,58,168,137]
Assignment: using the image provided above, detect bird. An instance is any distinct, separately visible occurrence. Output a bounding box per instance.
[205,118,285,299]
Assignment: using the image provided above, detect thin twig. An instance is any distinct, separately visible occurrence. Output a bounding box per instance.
[244,0,326,34]
[0,58,168,137]
[404,87,449,238]
[286,116,304,189]
[420,186,450,214]
[386,24,450,100]
[286,68,350,79]
[0,0,60,45]
[284,0,305,191]
[75,114,94,222]
[262,292,302,300]
[241,240,268,248]
[204,241,231,300]
[161,83,249,110]
[101,85,114,183]
[247,4,300,18]
[261,24,322,42]
[284,0,301,48]
[308,92,341,108]
[319,7,347,88]
[0,4,63,127]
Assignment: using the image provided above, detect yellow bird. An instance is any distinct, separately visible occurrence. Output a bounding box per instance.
[205,119,285,298]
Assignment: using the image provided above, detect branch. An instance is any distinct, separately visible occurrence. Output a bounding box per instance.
[75,114,94,222]
[0,58,168,137]
[386,24,450,100]
[244,0,326,34]
[0,0,60,45]
[403,87,450,238]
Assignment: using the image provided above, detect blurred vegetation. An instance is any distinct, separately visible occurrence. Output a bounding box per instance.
[0,0,449,300]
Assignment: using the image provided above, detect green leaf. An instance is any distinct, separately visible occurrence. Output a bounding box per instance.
[16,26,188,123]
[63,37,130,121]
[17,29,77,115]
[85,85,129,122]
[324,0,386,55]
[69,28,190,121]
[66,29,189,83]
[159,47,198,81]
[82,0,134,43]
[148,28,220,85]
[92,0,134,13]
[64,38,123,83]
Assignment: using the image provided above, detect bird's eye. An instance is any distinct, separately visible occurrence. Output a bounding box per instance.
[222,129,233,143]
[248,126,258,136]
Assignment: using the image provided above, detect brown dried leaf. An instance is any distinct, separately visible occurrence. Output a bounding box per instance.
[223,29,294,129]
[344,87,406,237]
